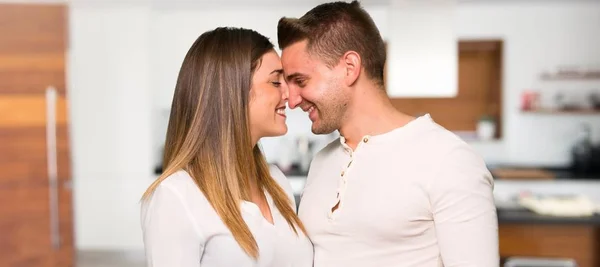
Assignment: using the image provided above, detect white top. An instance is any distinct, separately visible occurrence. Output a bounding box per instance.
[141,165,313,267]
[299,114,499,267]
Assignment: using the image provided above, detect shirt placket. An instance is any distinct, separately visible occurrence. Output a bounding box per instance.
[328,135,370,222]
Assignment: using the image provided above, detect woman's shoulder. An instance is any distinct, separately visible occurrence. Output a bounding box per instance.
[147,170,213,212]
[159,170,196,190]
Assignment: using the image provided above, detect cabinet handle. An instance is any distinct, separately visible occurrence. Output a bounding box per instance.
[46,86,60,250]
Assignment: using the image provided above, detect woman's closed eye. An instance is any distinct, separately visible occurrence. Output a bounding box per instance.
[271,81,282,87]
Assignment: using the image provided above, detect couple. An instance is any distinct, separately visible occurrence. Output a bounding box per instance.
[140,1,499,267]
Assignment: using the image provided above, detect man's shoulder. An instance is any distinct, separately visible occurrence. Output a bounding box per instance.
[313,136,342,161]
[401,116,486,168]
[413,117,472,152]
[417,120,492,183]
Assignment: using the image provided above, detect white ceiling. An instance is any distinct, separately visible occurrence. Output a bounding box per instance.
[1,0,597,9]
[2,0,595,5]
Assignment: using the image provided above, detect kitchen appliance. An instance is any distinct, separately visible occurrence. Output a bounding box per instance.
[570,123,600,177]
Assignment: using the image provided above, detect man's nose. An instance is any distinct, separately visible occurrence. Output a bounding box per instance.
[281,81,289,101]
[288,86,302,109]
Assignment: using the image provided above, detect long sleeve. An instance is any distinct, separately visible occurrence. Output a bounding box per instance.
[141,183,204,267]
[429,146,499,267]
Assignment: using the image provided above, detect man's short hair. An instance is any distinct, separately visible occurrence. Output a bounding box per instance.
[277,1,386,86]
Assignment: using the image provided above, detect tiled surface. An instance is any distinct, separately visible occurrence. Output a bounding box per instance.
[77,250,146,267]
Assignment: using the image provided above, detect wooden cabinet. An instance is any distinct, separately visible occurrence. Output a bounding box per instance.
[499,224,600,267]
[389,40,503,139]
[0,4,73,266]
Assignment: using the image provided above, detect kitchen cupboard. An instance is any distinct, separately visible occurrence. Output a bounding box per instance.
[499,222,600,267]
[389,40,503,139]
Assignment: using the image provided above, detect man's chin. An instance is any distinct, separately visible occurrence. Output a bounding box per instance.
[311,123,335,135]
[310,123,321,135]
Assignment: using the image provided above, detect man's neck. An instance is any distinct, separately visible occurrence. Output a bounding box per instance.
[339,85,414,150]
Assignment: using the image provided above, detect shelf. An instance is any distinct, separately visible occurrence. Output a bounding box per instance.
[540,73,600,81]
[521,108,600,114]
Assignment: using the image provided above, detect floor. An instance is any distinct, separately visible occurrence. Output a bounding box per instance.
[76,251,146,267]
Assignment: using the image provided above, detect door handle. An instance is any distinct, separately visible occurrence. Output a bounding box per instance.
[46,86,60,250]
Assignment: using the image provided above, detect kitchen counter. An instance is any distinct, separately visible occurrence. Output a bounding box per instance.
[489,164,600,180]
[498,211,600,267]
[497,208,600,225]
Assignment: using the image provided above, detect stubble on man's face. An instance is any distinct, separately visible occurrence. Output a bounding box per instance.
[282,41,350,135]
[310,75,349,135]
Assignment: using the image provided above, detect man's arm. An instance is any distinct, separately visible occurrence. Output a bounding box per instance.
[429,146,499,267]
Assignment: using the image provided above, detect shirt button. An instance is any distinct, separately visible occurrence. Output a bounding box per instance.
[341,170,345,176]
[363,137,370,143]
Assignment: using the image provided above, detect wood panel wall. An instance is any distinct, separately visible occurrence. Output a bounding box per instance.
[0,4,73,267]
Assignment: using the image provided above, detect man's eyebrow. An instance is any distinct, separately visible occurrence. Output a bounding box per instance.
[285,73,304,81]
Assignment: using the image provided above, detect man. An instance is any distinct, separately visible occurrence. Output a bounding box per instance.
[277,1,499,266]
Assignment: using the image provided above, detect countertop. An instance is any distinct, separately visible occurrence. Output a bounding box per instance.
[488,164,600,180]
[497,208,600,225]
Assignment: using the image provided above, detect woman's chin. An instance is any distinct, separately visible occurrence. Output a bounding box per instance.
[267,124,288,137]
[276,124,288,136]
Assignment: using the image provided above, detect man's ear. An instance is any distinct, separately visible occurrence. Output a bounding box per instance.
[341,51,361,87]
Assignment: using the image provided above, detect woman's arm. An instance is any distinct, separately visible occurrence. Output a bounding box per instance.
[141,183,204,266]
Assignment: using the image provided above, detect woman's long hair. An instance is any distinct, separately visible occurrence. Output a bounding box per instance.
[142,27,306,258]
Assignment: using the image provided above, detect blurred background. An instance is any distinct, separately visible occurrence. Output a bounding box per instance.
[1,0,599,266]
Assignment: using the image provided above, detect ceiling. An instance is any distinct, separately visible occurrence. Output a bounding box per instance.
[1,0,595,7]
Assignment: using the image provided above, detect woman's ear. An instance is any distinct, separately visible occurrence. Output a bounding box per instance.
[342,51,361,87]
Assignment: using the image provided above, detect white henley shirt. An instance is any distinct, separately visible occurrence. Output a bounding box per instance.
[298,114,499,267]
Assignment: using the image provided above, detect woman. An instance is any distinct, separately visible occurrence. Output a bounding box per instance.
[140,27,313,266]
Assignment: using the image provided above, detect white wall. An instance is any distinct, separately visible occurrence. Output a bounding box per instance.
[68,3,154,250]
[66,0,600,251]
[151,4,388,109]
[457,1,600,166]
